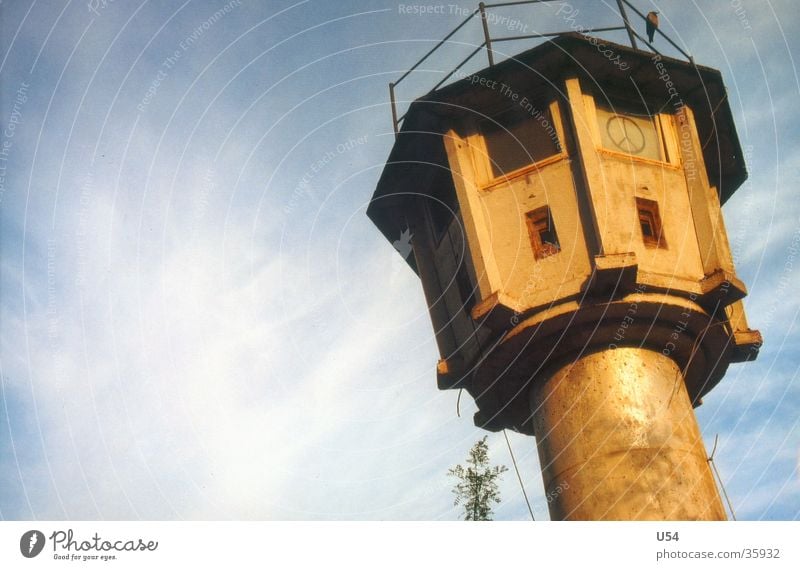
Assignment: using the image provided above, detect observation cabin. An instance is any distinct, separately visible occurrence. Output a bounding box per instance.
[368,2,761,520]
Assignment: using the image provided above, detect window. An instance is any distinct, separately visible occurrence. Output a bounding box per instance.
[455,261,476,315]
[526,206,561,260]
[480,106,561,178]
[596,104,663,161]
[426,179,459,245]
[636,198,667,248]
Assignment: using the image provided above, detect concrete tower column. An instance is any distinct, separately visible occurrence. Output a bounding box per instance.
[530,347,726,521]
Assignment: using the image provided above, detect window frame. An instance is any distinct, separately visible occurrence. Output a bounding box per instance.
[469,100,568,188]
[526,205,561,260]
[636,197,668,249]
[586,97,681,166]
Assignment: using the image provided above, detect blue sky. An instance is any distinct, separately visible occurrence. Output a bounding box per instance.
[0,0,797,520]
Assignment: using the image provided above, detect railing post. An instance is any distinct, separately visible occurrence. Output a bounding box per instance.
[479,2,494,66]
[389,82,399,137]
[616,0,638,50]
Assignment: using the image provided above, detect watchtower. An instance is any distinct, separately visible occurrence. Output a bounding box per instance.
[367,6,760,520]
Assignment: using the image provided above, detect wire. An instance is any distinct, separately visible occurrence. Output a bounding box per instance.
[503,429,535,521]
[708,434,737,520]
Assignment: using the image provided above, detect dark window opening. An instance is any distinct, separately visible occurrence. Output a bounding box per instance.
[455,262,476,316]
[636,198,667,248]
[481,106,561,178]
[526,206,561,260]
[427,179,460,245]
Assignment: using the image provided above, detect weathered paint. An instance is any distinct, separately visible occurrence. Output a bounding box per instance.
[531,347,726,520]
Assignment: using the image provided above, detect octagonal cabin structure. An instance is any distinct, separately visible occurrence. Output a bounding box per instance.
[368,33,761,520]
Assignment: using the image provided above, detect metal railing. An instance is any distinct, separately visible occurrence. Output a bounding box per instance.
[389,0,693,136]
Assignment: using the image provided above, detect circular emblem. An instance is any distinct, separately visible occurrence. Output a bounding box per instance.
[20,530,46,558]
[605,115,646,154]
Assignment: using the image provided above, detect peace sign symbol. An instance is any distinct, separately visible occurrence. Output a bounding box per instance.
[605,115,646,154]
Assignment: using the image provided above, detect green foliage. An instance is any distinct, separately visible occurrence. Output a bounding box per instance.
[448,436,508,521]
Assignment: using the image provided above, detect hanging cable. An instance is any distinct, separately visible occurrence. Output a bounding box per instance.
[503,429,535,521]
[708,434,738,520]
